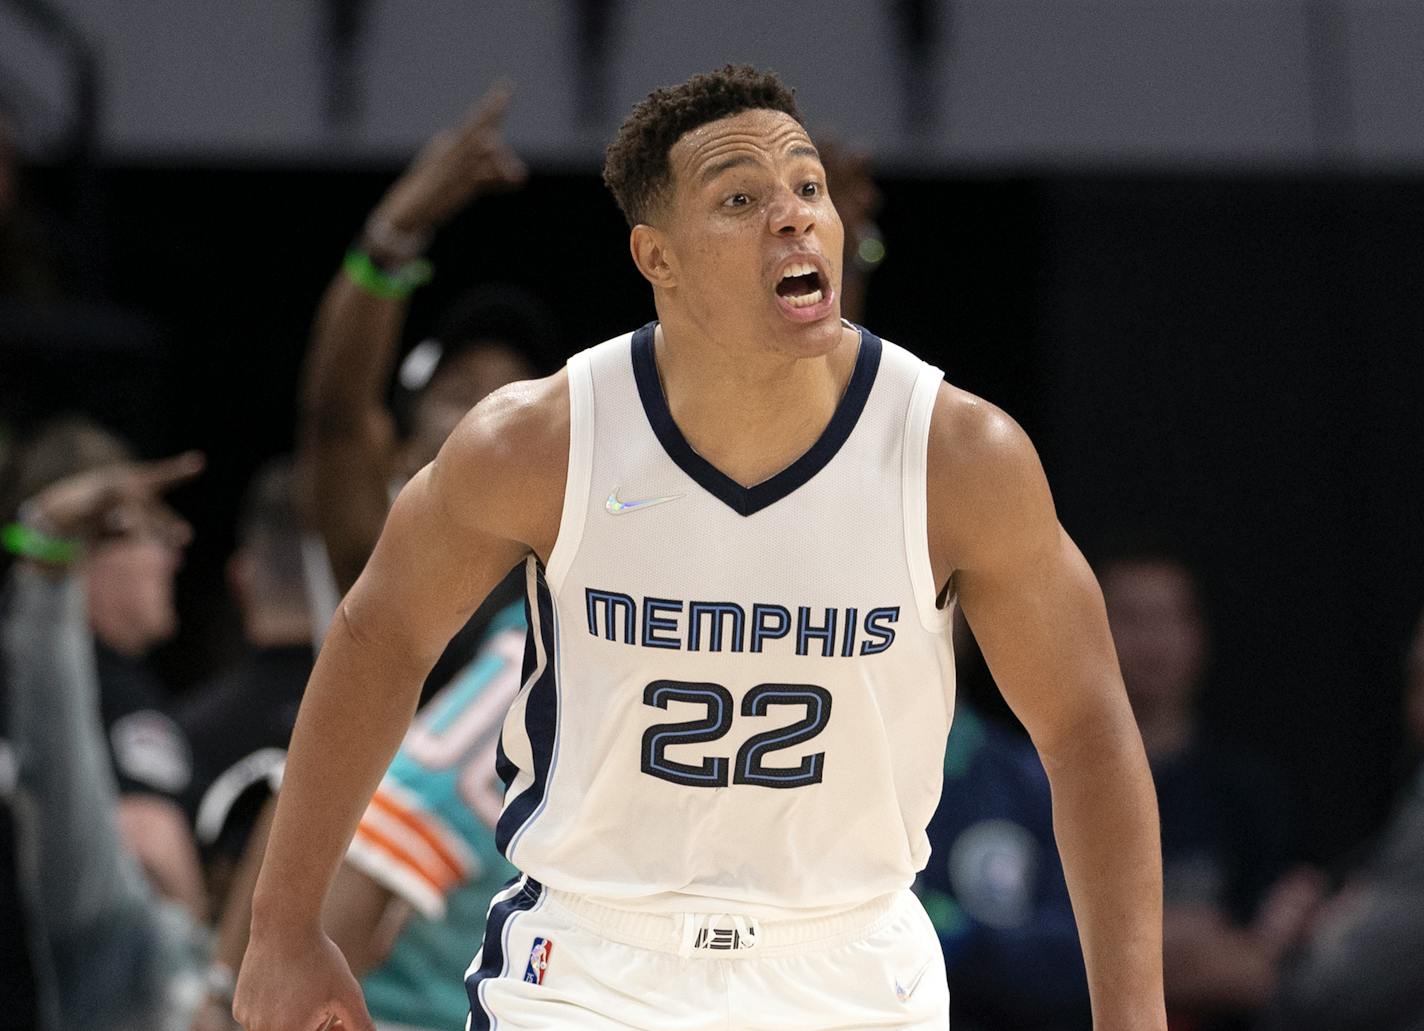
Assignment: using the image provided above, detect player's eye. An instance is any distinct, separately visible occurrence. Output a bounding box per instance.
[724,193,751,208]
[800,181,821,197]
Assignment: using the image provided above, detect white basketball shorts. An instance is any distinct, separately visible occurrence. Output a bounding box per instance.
[464,876,949,1030]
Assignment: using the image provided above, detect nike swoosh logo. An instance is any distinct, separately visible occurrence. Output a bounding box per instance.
[895,956,934,1003]
[605,489,684,515]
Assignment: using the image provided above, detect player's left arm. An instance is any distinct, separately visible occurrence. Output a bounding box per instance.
[927,385,1167,1031]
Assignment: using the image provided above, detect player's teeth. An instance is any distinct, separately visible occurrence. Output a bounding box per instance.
[787,288,823,308]
[781,262,817,279]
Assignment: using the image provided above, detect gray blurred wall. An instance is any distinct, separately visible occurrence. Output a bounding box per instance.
[1,0,1420,169]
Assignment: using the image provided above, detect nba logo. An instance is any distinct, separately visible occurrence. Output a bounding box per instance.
[523,937,553,985]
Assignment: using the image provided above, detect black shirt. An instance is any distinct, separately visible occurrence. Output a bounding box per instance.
[94,643,193,803]
[178,643,314,861]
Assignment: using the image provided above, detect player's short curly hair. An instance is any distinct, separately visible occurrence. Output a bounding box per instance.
[603,65,803,227]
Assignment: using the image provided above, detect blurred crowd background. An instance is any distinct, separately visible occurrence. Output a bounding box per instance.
[1,2,1422,1030]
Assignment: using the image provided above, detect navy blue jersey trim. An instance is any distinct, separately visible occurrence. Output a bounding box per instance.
[630,321,883,517]
[466,876,545,1031]
[495,564,559,857]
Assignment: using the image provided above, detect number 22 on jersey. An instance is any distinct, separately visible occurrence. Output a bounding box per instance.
[640,680,832,789]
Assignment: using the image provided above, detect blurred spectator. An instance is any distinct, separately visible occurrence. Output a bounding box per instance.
[1098,541,1322,1031]
[194,602,526,1031]
[298,83,534,605]
[917,615,1091,1031]
[817,136,885,327]
[0,623,42,1029]
[186,87,550,1030]
[1263,607,1424,1031]
[1,416,207,919]
[2,452,206,1029]
[296,84,547,696]
[178,459,313,911]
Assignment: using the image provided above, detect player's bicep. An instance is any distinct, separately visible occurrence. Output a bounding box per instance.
[339,454,527,676]
[937,400,1125,763]
[958,528,1124,760]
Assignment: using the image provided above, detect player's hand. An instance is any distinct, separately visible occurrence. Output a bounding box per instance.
[21,450,204,549]
[232,928,376,1031]
[368,81,527,239]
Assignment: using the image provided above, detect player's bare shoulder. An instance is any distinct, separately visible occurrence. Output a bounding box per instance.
[429,368,570,563]
[926,380,1057,580]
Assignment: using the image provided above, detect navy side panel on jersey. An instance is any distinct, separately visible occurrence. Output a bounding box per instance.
[494,563,559,858]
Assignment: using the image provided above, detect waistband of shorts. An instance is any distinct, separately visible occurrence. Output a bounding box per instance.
[538,886,901,957]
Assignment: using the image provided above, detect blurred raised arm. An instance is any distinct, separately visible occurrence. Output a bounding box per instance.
[299,84,526,594]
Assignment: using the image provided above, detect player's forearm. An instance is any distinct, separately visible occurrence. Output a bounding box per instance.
[248,609,426,933]
[1041,706,1167,1031]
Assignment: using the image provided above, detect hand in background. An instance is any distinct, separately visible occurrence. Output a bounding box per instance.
[1252,866,1328,958]
[368,82,527,245]
[23,450,204,548]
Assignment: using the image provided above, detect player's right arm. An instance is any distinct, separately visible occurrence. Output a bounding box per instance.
[232,375,566,1031]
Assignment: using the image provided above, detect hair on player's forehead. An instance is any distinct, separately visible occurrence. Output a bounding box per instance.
[602,64,804,228]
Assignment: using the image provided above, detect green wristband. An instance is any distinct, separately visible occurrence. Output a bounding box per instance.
[2,522,81,565]
[342,248,433,300]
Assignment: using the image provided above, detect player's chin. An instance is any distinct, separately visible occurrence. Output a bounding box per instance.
[768,295,843,354]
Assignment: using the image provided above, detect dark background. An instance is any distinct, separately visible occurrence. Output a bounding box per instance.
[6,162,1422,865]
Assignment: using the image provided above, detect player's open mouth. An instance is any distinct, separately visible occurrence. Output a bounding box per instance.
[776,262,826,308]
[772,258,835,322]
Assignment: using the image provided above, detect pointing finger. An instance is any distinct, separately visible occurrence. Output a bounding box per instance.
[466,80,515,132]
[132,450,206,494]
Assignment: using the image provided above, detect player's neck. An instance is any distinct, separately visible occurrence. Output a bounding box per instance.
[652,319,860,488]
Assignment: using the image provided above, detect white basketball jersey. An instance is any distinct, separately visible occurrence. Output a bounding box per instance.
[494,323,956,914]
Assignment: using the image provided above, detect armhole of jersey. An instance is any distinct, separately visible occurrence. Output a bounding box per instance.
[903,364,954,632]
[544,351,594,592]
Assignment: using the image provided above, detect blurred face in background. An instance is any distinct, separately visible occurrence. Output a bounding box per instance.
[85,508,188,656]
[402,340,534,476]
[1101,559,1207,718]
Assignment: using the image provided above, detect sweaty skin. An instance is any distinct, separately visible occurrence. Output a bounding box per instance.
[235,109,1165,1031]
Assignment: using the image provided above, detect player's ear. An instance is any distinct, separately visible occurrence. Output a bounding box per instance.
[630,224,677,290]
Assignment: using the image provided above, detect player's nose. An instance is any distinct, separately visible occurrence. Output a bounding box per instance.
[770,186,815,237]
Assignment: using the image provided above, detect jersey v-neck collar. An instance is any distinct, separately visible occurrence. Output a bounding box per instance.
[629,321,883,517]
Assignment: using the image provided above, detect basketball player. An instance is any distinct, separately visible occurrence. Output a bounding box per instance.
[235,67,1167,1030]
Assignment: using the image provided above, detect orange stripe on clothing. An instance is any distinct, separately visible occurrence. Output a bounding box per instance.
[369,789,466,883]
[353,822,454,895]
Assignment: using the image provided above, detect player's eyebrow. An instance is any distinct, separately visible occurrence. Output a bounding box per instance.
[699,143,822,185]
[700,155,758,184]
